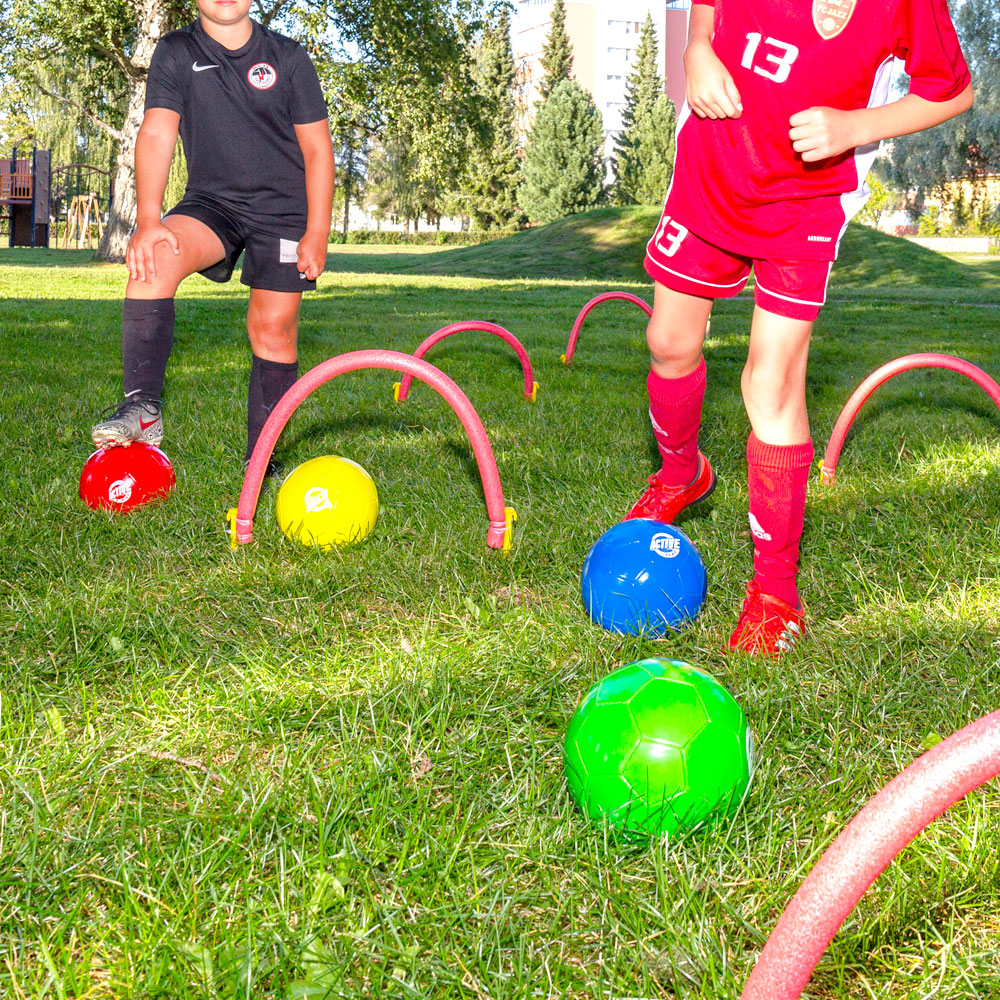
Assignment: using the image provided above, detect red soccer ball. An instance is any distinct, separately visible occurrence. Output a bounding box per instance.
[79,443,177,513]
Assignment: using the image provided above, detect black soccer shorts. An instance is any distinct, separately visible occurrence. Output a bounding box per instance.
[166,195,317,292]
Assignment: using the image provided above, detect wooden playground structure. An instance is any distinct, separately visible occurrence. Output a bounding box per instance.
[1,135,50,247]
[1,137,113,250]
[52,164,112,249]
[61,191,105,248]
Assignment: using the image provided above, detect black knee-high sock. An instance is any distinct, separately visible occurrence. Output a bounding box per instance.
[246,354,298,460]
[122,297,175,402]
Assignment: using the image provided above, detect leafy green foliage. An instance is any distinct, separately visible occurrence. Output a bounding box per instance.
[887,0,998,208]
[520,79,605,225]
[856,175,898,228]
[0,0,501,255]
[537,0,573,102]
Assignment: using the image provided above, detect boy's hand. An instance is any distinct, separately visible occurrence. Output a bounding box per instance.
[296,231,328,282]
[127,222,180,282]
[789,107,857,161]
[685,39,743,119]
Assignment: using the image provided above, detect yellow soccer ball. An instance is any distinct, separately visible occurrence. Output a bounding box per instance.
[275,455,378,548]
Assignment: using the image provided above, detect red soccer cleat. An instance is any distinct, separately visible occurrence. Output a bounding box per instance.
[625,452,717,524]
[728,582,806,658]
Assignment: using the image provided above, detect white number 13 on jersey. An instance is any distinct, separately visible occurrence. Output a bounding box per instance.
[741,33,799,84]
[654,215,688,257]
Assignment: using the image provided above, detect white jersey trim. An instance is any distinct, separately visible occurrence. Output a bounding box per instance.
[651,258,750,290]
[836,55,897,254]
[754,264,832,308]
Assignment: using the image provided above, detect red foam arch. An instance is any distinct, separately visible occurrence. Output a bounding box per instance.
[821,353,1000,484]
[229,350,515,550]
[561,291,652,365]
[741,710,1000,998]
[394,321,537,403]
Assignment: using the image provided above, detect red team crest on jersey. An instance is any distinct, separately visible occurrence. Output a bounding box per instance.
[812,0,856,39]
[247,62,277,89]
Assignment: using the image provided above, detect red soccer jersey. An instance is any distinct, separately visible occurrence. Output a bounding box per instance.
[664,0,970,261]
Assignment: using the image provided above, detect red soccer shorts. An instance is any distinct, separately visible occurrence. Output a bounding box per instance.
[644,213,833,322]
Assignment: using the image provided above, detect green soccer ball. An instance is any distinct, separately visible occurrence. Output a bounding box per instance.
[564,658,754,837]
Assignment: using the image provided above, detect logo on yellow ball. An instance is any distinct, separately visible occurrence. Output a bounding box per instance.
[303,486,332,513]
[276,455,378,548]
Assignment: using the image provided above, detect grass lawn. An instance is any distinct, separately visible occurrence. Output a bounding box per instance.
[1,210,998,998]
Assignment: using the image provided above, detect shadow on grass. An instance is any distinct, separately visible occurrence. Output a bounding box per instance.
[0,247,106,268]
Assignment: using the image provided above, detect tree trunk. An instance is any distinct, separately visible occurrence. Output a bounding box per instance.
[341,145,353,238]
[98,0,172,262]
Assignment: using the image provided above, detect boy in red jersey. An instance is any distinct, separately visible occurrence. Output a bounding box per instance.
[91,0,334,475]
[630,0,972,656]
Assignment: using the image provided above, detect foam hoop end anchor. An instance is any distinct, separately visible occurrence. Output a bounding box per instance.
[226,508,254,549]
[502,506,517,552]
[226,507,239,550]
[528,381,539,402]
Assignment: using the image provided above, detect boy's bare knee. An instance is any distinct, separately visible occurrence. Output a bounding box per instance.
[742,362,794,418]
[248,316,297,358]
[647,323,702,375]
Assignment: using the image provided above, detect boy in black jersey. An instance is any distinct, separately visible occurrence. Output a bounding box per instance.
[91,0,334,474]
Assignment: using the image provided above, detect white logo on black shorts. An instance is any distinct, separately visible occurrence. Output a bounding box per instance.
[247,62,277,90]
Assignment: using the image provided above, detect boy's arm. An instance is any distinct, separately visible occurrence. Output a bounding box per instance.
[789,84,973,163]
[129,108,182,282]
[293,119,335,281]
[685,2,742,120]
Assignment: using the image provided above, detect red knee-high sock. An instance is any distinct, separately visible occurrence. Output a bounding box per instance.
[746,433,814,609]
[647,358,706,486]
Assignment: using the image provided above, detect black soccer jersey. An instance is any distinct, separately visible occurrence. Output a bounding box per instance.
[145,19,328,233]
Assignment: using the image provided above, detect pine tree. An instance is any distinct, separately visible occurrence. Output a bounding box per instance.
[612,13,676,205]
[627,95,676,204]
[538,0,574,101]
[465,9,524,230]
[619,13,660,141]
[520,78,605,224]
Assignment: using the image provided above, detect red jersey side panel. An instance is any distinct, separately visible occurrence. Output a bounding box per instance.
[664,0,969,261]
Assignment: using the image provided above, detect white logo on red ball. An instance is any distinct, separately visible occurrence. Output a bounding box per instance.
[247,62,277,90]
[109,476,135,505]
[650,532,680,558]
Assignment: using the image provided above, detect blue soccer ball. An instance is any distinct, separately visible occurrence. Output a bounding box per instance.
[581,519,707,636]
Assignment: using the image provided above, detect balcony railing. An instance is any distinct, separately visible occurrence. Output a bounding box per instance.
[0,164,33,202]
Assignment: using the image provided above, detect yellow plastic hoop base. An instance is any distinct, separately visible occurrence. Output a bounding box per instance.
[502,506,517,552]
[226,507,239,550]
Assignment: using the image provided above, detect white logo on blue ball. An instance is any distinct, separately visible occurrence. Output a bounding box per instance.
[650,532,680,558]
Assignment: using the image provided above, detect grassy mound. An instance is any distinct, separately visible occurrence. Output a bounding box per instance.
[327,205,997,293]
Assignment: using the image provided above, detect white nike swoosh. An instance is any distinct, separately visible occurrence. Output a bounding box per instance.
[192,62,219,72]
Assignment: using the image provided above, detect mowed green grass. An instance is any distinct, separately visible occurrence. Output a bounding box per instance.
[1,211,999,999]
